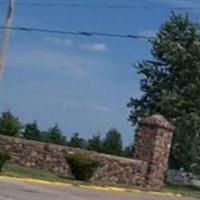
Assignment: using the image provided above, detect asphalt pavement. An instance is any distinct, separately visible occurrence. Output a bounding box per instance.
[0,177,197,200]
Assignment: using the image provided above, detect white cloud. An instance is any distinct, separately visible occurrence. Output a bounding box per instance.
[138,30,156,38]
[63,104,111,113]
[44,36,73,47]
[92,105,111,112]
[8,49,94,79]
[7,45,113,81]
[44,37,108,52]
[81,43,108,52]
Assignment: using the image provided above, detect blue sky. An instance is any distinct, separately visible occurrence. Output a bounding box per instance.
[0,0,200,145]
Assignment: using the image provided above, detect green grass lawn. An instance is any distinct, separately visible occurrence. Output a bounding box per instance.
[162,183,200,198]
[2,163,82,186]
[3,163,62,181]
[1,163,200,198]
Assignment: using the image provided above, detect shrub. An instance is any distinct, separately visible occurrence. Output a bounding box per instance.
[0,149,10,172]
[66,153,100,181]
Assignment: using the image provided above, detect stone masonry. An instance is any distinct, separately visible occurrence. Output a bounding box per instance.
[0,135,147,186]
[0,115,174,188]
[134,115,174,188]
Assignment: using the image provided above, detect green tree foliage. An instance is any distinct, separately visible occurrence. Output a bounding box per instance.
[102,128,123,156]
[87,135,103,152]
[123,144,134,158]
[22,121,41,141]
[87,133,133,157]
[46,124,67,145]
[40,131,50,143]
[0,111,23,137]
[68,133,87,149]
[127,13,200,173]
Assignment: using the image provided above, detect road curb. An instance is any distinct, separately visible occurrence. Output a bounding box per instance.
[0,175,182,198]
[0,176,73,187]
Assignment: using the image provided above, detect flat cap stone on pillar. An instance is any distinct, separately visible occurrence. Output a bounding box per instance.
[138,115,174,131]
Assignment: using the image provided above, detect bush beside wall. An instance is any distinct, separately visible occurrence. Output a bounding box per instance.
[66,153,100,181]
[0,149,10,171]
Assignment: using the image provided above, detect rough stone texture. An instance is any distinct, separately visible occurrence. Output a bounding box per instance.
[134,115,174,188]
[0,135,147,186]
[0,115,174,188]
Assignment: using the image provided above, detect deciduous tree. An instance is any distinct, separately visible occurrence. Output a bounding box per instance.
[128,13,200,173]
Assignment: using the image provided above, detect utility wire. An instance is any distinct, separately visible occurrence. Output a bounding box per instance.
[0,0,174,3]
[0,1,199,10]
[0,26,155,40]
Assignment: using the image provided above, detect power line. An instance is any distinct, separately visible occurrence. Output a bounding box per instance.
[0,1,199,10]
[0,0,173,3]
[0,26,154,40]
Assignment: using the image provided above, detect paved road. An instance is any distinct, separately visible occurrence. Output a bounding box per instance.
[0,178,197,200]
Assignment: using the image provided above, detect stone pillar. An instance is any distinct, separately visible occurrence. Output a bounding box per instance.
[133,115,174,188]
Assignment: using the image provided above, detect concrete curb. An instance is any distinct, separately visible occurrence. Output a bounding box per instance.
[0,176,182,198]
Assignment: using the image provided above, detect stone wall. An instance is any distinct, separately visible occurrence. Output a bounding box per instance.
[0,115,174,188]
[0,135,147,186]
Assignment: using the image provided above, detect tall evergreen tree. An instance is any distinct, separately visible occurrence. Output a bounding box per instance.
[123,144,134,158]
[68,133,87,149]
[0,111,23,136]
[22,121,41,141]
[47,124,67,145]
[87,135,103,152]
[103,128,123,156]
[128,13,200,173]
